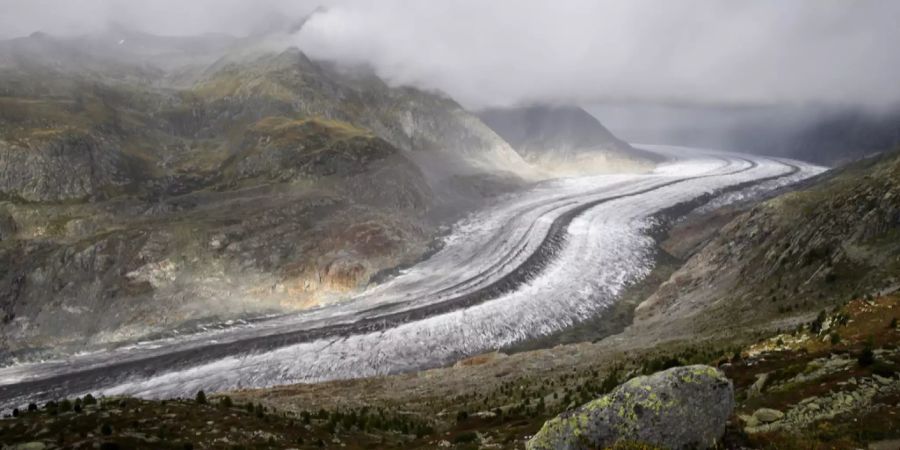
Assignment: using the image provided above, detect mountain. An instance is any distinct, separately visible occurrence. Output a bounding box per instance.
[478,105,662,175]
[590,102,900,167]
[729,107,900,166]
[0,30,534,360]
[631,148,900,342]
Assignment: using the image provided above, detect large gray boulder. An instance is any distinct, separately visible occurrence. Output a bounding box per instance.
[527,365,734,450]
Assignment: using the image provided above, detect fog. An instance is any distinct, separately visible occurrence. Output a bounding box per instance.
[586,103,820,149]
[2,0,900,110]
[293,0,900,110]
[0,0,326,39]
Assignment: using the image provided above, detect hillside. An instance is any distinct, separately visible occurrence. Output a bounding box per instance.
[631,149,900,342]
[729,108,900,166]
[478,105,661,175]
[0,30,534,361]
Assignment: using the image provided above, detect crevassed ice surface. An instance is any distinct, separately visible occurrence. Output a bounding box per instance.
[0,146,826,406]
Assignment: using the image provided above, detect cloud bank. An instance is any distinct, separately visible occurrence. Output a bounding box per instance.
[2,0,899,109]
[294,0,900,109]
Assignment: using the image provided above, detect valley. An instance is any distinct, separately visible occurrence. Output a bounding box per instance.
[0,5,898,448]
[0,146,822,410]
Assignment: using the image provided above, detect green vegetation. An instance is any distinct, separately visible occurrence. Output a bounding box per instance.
[194,390,207,405]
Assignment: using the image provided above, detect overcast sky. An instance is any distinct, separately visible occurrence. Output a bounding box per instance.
[2,0,899,110]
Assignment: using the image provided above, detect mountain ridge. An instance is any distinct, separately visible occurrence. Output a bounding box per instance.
[479,104,662,176]
[0,30,545,359]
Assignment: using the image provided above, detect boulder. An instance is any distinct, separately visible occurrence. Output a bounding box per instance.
[11,443,46,450]
[752,407,784,423]
[747,372,769,398]
[527,365,734,450]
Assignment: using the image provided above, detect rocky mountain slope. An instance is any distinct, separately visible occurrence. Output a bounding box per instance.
[0,29,538,361]
[630,149,900,343]
[729,107,900,166]
[478,105,661,175]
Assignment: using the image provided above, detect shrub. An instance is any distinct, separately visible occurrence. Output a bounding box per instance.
[453,431,478,444]
[600,370,621,394]
[101,423,112,436]
[83,394,97,405]
[195,390,207,405]
[455,410,468,423]
[59,399,72,412]
[219,395,233,408]
[890,318,898,329]
[27,403,37,412]
[830,333,841,345]
[858,347,876,367]
[872,362,896,378]
[608,442,665,450]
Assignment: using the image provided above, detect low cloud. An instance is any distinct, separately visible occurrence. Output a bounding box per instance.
[0,0,324,39]
[2,0,899,110]
[294,0,900,109]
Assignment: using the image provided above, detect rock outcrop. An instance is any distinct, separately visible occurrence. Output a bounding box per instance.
[527,365,734,450]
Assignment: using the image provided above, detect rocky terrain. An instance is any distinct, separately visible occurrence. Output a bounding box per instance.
[2,293,896,449]
[0,28,544,362]
[631,149,900,343]
[527,365,734,450]
[479,105,661,176]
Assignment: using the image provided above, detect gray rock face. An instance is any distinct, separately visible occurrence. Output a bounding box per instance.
[0,131,132,202]
[527,365,734,450]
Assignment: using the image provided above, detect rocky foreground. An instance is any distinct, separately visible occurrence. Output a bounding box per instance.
[1,294,898,449]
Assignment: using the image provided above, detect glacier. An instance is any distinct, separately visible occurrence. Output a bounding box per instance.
[0,146,825,408]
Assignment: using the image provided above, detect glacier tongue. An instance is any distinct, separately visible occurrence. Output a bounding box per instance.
[0,146,826,406]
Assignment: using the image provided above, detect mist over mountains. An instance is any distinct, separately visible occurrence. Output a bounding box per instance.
[590,103,900,166]
[4,1,900,110]
[0,20,665,358]
[479,105,660,175]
